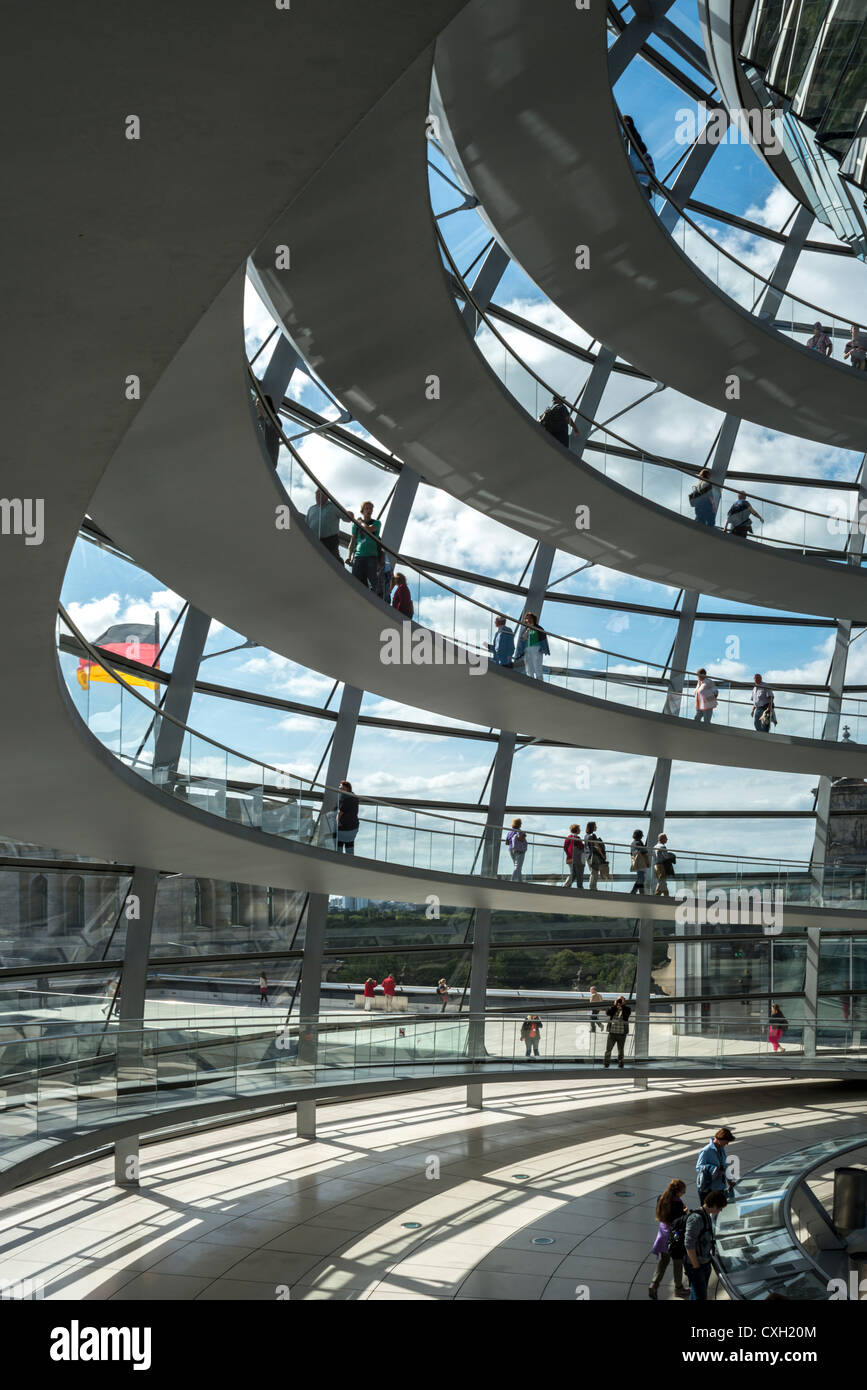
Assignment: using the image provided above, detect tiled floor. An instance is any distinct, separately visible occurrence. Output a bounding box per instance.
[0,1075,863,1300]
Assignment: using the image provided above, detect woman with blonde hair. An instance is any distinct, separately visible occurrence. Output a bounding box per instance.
[649,1179,689,1299]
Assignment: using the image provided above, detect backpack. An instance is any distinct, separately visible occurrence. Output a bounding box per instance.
[669,1209,713,1262]
[540,403,568,432]
[666,1212,690,1261]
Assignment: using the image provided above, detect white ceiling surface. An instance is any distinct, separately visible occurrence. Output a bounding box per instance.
[91,270,867,779]
[0,0,470,873]
[246,20,867,620]
[436,0,867,452]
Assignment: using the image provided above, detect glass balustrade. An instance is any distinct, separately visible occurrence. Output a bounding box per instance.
[2,1010,863,1174]
[57,611,867,906]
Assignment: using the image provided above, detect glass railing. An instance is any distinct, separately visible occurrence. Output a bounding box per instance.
[715,1134,867,1300]
[427,109,867,557]
[60,603,848,902]
[245,359,867,740]
[613,109,867,372]
[1,1011,863,1172]
[434,217,859,559]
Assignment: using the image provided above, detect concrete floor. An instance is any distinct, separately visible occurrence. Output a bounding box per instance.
[0,1075,863,1300]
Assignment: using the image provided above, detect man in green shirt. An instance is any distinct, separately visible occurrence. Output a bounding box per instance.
[347,500,382,591]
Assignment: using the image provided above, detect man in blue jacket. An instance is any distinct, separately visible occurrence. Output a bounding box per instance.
[696,1126,736,1207]
[490,616,515,667]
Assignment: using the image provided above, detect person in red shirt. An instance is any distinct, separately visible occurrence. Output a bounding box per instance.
[363,977,377,1012]
[381,972,397,1011]
[391,572,414,619]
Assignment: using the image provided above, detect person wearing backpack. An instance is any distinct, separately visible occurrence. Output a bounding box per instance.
[520,1013,543,1059]
[563,823,585,889]
[648,1179,689,1299]
[725,491,763,538]
[684,1189,727,1300]
[630,829,650,893]
[603,996,630,1068]
[688,468,716,527]
[584,821,608,891]
[693,668,719,724]
[539,394,571,447]
[652,833,676,896]
[505,818,527,881]
[695,1126,736,1207]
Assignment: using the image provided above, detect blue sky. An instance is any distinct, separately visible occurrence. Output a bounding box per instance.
[57,6,867,871]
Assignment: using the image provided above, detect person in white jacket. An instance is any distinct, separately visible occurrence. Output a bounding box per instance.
[693,668,719,724]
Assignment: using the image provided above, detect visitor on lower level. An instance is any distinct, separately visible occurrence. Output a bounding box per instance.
[259,972,268,1005]
[630,829,650,893]
[437,977,450,1012]
[653,833,675,896]
[844,325,867,370]
[584,821,607,890]
[694,668,718,724]
[685,1190,727,1300]
[490,616,515,667]
[346,500,382,590]
[516,612,548,680]
[769,1002,788,1053]
[506,818,527,880]
[391,572,414,619]
[521,1014,543,1059]
[336,779,359,852]
[603,997,630,1067]
[305,488,342,559]
[563,823,585,888]
[806,321,832,358]
[725,491,763,538]
[648,1179,689,1300]
[751,673,776,733]
[363,977,377,1011]
[688,468,717,526]
[381,972,397,1010]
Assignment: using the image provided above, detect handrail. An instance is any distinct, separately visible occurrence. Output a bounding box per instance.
[433,212,850,533]
[617,108,866,369]
[247,371,867,724]
[59,604,813,872]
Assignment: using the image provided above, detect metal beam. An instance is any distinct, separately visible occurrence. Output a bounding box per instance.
[608,0,678,85]
[468,541,555,1108]
[461,242,510,336]
[297,466,419,1138]
[113,868,158,1187]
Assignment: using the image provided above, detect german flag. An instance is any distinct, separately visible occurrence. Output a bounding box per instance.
[77,622,160,691]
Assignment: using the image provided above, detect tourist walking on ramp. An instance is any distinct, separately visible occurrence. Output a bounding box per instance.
[693,668,718,724]
[563,823,585,889]
[653,833,676,896]
[584,822,608,891]
[346,500,382,591]
[630,829,650,893]
[588,984,604,1034]
[490,616,515,667]
[751,673,776,733]
[259,973,269,1005]
[506,818,528,881]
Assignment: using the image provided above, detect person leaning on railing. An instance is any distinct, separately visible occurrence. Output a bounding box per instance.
[805,321,832,358]
[305,487,342,559]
